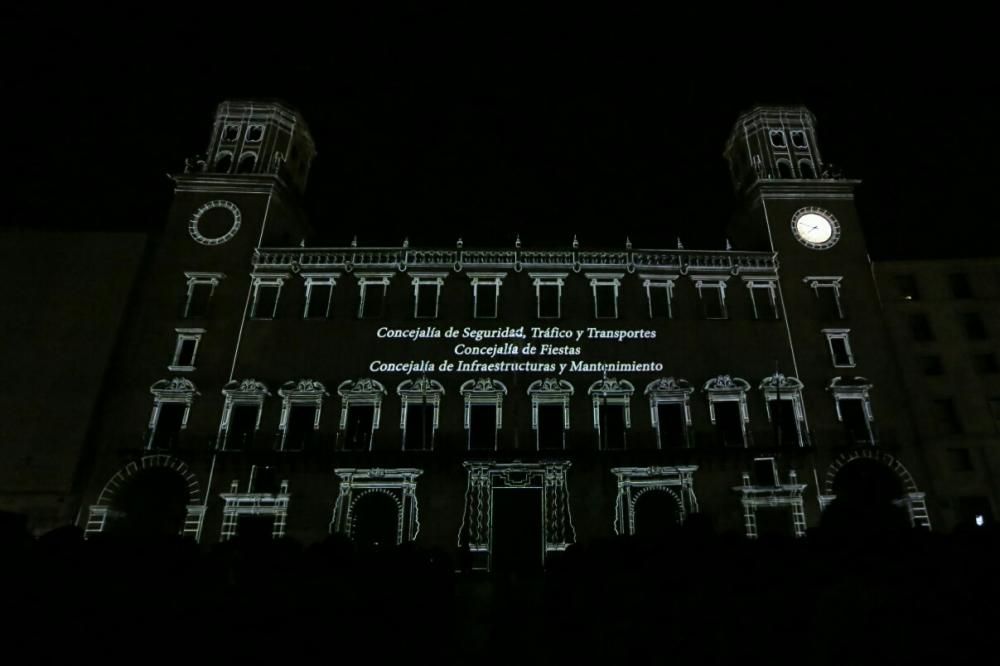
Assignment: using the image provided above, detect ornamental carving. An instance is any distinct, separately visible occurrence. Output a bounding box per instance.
[337,378,387,397]
[150,378,198,395]
[758,374,804,391]
[703,375,750,392]
[644,377,693,395]
[527,378,574,395]
[223,379,270,395]
[460,378,508,395]
[588,377,635,396]
[397,377,446,395]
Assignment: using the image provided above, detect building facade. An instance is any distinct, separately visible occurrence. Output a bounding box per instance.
[72,101,945,568]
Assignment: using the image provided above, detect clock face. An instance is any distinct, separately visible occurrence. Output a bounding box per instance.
[189,200,241,246]
[791,208,840,249]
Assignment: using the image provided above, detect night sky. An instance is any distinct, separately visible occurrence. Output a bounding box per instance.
[6,11,996,260]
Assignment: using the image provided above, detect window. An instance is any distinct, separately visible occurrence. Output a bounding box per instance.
[973,353,1000,374]
[237,152,257,173]
[356,274,391,319]
[949,273,974,299]
[931,398,962,435]
[461,378,507,450]
[397,378,444,451]
[528,379,574,450]
[589,378,634,451]
[250,274,287,319]
[769,130,787,148]
[147,378,198,450]
[303,274,338,319]
[214,152,233,173]
[644,377,693,448]
[962,312,988,340]
[218,379,270,451]
[823,329,855,367]
[828,377,876,446]
[411,273,446,319]
[798,159,816,179]
[183,272,224,319]
[222,124,240,142]
[531,273,566,319]
[704,375,751,447]
[277,380,327,452]
[694,277,728,319]
[168,329,204,371]
[753,458,779,486]
[219,470,290,541]
[745,278,780,319]
[469,273,505,319]
[909,314,934,341]
[776,159,793,179]
[641,275,676,319]
[920,355,944,376]
[790,130,808,149]
[588,273,623,319]
[894,275,920,301]
[803,276,845,320]
[337,379,386,451]
[759,374,807,447]
[246,125,264,142]
[948,448,974,472]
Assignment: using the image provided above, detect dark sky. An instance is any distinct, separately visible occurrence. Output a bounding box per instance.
[6,11,997,260]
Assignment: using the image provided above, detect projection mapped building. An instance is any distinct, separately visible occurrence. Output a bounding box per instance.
[77,101,938,568]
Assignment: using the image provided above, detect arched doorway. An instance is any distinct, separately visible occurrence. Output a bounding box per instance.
[351,491,401,549]
[109,466,190,538]
[632,489,681,536]
[829,457,911,532]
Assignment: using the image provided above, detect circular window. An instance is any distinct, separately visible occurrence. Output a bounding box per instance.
[189,200,241,246]
[791,207,841,250]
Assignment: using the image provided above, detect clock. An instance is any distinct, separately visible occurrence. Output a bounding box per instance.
[791,207,840,250]
[189,200,241,246]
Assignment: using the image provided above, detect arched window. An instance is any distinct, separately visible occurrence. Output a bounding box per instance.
[527,378,574,450]
[645,377,693,448]
[147,378,199,450]
[461,378,508,450]
[277,380,328,451]
[703,375,751,447]
[397,377,445,451]
[759,373,808,447]
[214,152,233,173]
[337,379,387,451]
[589,377,634,450]
[219,379,270,451]
[798,159,816,179]
[237,152,257,174]
[776,159,794,179]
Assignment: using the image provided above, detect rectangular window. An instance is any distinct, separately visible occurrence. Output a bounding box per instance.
[974,353,1000,375]
[931,398,962,435]
[697,281,728,319]
[714,401,745,447]
[768,399,800,447]
[894,274,920,301]
[169,329,204,371]
[839,399,872,445]
[468,405,498,450]
[962,312,988,340]
[414,282,441,318]
[150,402,185,450]
[747,280,780,319]
[920,355,944,376]
[251,278,284,319]
[804,277,845,320]
[655,403,687,448]
[753,458,778,486]
[536,404,565,449]
[226,404,260,450]
[403,402,435,451]
[304,276,337,319]
[909,314,934,341]
[949,273,973,299]
[643,278,675,319]
[357,275,391,319]
[343,405,375,450]
[532,274,566,319]
[282,404,317,451]
[588,274,623,319]
[183,273,223,319]
[470,275,504,319]
[598,404,627,450]
[824,330,855,367]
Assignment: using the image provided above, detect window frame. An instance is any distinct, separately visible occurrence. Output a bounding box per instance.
[460,378,508,451]
[587,272,623,320]
[411,272,447,319]
[827,376,876,446]
[530,272,568,319]
[823,328,856,368]
[397,377,445,451]
[692,275,729,320]
[355,273,392,319]
[527,378,574,450]
[759,373,809,447]
[336,378,387,451]
[302,273,339,319]
[644,377,694,449]
[803,276,845,319]
[147,378,199,450]
[703,375,751,448]
[745,277,780,320]
[218,379,270,451]
[183,272,225,319]
[640,274,677,319]
[588,377,635,451]
[168,328,205,372]
[468,272,505,319]
[250,273,289,320]
[277,379,328,452]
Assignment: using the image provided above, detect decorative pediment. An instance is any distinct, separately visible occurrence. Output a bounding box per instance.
[758,374,804,392]
[588,377,635,397]
[644,377,693,396]
[527,378,575,395]
[278,379,329,398]
[460,378,508,395]
[703,375,750,393]
[827,376,873,397]
[150,378,198,396]
[222,379,270,396]
[337,378,387,398]
[397,377,446,396]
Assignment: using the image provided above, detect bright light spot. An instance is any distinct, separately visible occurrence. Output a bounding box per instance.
[975,514,985,527]
[903,296,913,301]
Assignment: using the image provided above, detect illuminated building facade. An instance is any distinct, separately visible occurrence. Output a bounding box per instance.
[73,101,944,568]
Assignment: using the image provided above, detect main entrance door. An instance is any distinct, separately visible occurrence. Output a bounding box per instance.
[490,488,543,572]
